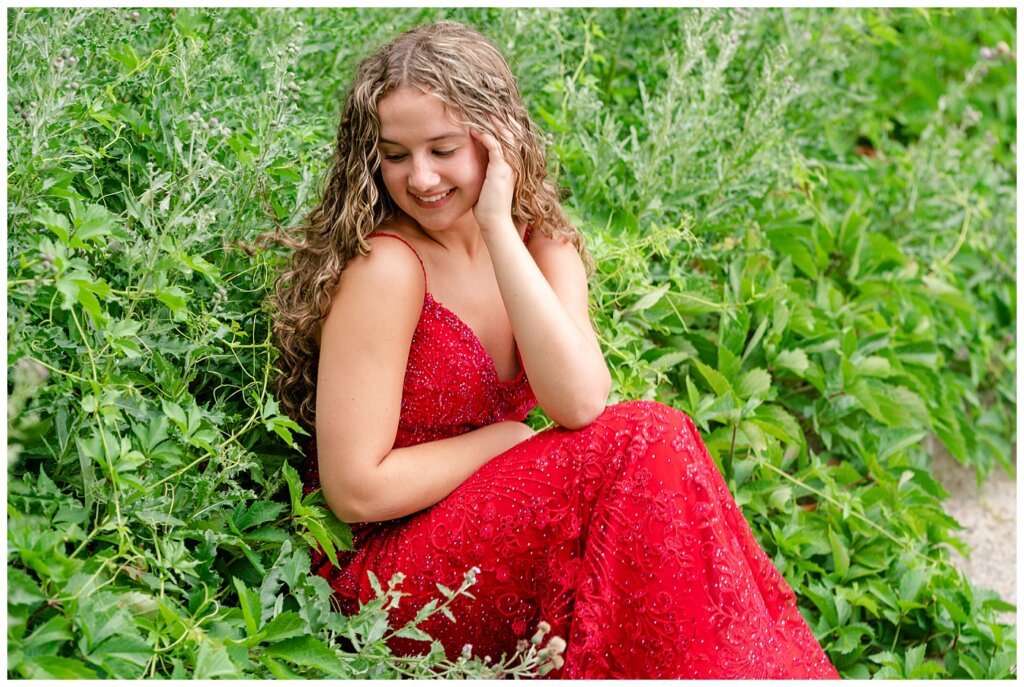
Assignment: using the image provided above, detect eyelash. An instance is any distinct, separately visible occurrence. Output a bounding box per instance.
[382,150,455,162]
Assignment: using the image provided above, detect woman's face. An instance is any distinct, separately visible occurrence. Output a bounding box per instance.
[376,87,489,234]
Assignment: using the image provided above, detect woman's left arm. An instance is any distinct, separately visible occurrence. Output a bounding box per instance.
[482,222,611,429]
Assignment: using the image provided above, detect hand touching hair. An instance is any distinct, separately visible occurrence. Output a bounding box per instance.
[265,20,589,431]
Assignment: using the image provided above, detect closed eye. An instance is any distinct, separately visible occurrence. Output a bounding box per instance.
[380,149,454,161]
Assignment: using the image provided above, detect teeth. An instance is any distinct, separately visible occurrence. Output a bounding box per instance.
[415,190,450,203]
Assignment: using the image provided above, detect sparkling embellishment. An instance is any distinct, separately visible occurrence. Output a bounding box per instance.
[300,232,838,679]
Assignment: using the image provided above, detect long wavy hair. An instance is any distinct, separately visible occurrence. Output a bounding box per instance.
[266,20,590,432]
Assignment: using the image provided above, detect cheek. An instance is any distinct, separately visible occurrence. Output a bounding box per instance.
[464,143,489,189]
[379,166,403,197]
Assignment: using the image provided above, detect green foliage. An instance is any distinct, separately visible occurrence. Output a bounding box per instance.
[7,7,1015,679]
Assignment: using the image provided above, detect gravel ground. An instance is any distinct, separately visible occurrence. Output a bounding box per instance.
[929,439,1016,622]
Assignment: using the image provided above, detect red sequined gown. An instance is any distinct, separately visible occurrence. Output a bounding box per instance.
[302,231,839,679]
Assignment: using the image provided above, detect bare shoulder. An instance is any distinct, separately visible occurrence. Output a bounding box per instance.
[527,230,586,274]
[318,236,425,346]
[334,234,425,301]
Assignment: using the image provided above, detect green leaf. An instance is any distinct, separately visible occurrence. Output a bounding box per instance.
[21,615,72,657]
[899,568,928,604]
[854,355,892,378]
[936,590,970,624]
[21,655,98,679]
[84,634,151,678]
[156,286,188,321]
[736,368,771,399]
[162,400,188,430]
[394,625,433,642]
[693,359,733,397]
[261,611,306,643]
[877,428,927,461]
[625,282,670,315]
[234,501,285,531]
[773,348,809,376]
[8,567,47,607]
[71,204,116,249]
[828,528,850,579]
[263,636,348,677]
[193,640,240,679]
[233,577,261,637]
[32,204,70,242]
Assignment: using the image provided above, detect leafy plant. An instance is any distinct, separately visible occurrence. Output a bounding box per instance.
[7,7,1015,679]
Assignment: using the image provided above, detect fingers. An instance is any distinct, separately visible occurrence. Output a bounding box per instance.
[470,125,504,161]
[470,116,525,161]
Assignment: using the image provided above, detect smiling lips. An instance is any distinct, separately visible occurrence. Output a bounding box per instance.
[411,188,455,208]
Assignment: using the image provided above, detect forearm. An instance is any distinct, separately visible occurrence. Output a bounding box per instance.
[328,420,534,523]
[482,221,610,427]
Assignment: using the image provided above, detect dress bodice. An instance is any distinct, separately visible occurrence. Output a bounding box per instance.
[395,289,537,447]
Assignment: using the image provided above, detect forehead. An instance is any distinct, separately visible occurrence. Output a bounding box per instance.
[377,87,466,145]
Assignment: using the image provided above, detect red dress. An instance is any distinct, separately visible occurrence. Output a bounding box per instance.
[302,231,839,679]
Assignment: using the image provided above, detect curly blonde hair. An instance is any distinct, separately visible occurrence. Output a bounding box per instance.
[267,20,590,432]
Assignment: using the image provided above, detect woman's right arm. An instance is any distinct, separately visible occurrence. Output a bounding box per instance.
[315,239,534,524]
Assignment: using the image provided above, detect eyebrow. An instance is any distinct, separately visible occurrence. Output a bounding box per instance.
[378,131,463,146]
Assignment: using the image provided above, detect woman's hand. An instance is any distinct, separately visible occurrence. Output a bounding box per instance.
[469,120,518,234]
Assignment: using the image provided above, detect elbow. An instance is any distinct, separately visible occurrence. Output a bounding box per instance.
[558,368,611,430]
[321,476,376,524]
[558,388,610,431]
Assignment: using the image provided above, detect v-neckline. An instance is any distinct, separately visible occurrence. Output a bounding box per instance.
[424,292,526,385]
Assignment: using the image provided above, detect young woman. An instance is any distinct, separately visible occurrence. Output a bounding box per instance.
[269,20,839,679]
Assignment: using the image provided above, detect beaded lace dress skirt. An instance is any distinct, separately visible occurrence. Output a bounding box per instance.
[301,232,839,679]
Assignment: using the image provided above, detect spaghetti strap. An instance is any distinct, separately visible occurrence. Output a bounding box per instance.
[522,225,533,244]
[368,232,428,289]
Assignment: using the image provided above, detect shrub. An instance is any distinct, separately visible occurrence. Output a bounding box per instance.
[7,8,1015,678]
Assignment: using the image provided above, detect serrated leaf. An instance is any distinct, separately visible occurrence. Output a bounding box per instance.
[261,611,306,643]
[736,368,771,399]
[72,204,115,248]
[161,400,187,429]
[898,568,927,603]
[32,205,70,242]
[394,625,433,642]
[828,528,850,579]
[22,655,98,679]
[855,355,892,378]
[156,286,188,321]
[22,615,72,656]
[193,640,240,679]
[233,578,261,637]
[651,350,692,370]
[263,636,347,677]
[234,501,285,531]
[877,428,927,461]
[693,359,732,397]
[8,567,47,607]
[84,634,150,678]
[625,283,670,315]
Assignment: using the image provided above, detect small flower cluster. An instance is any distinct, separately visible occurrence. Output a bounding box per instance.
[12,101,35,122]
[38,251,58,273]
[26,251,60,288]
[281,72,301,103]
[211,284,229,308]
[186,111,231,139]
[529,621,567,674]
[979,41,1014,62]
[53,47,79,72]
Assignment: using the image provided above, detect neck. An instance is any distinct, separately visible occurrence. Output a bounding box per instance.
[399,211,488,259]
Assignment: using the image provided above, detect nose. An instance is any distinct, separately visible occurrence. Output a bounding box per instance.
[408,154,440,192]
